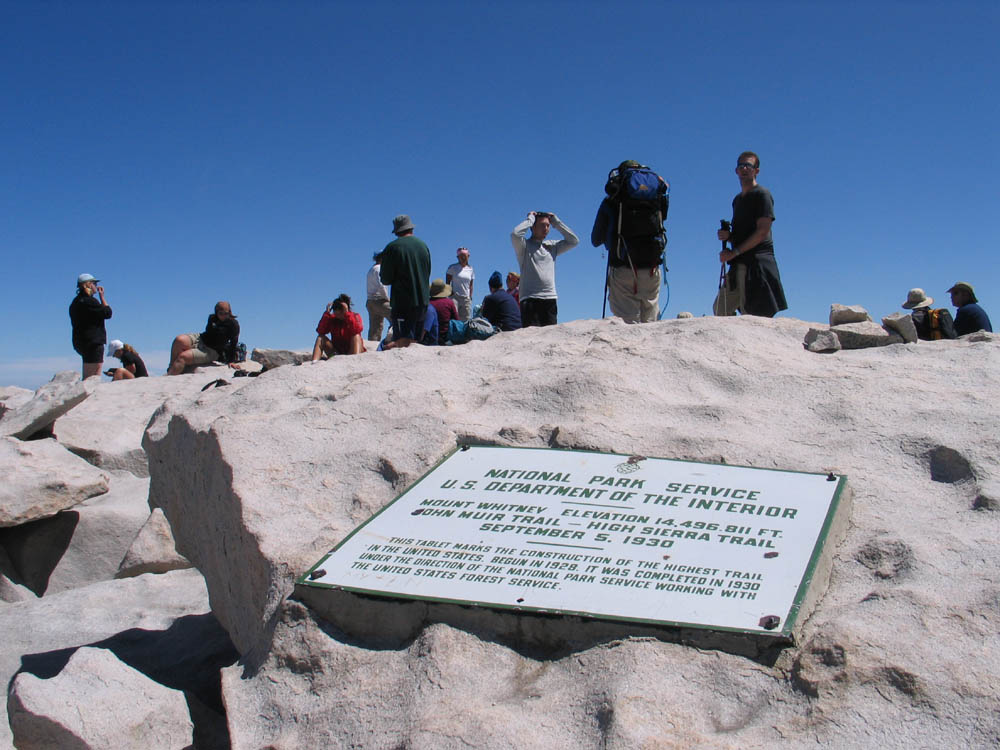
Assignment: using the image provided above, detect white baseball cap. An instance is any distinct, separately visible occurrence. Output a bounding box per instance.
[77,273,99,284]
[107,339,124,356]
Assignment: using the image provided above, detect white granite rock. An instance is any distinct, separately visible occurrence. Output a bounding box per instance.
[803,327,842,352]
[117,508,192,578]
[0,386,34,420]
[829,303,871,325]
[53,371,243,477]
[882,311,919,343]
[142,315,1000,748]
[0,437,109,527]
[9,646,193,750]
[43,474,152,594]
[830,320,899,349]
[250,347,311,370]
[0,568,211,748]
[0,371,91,440]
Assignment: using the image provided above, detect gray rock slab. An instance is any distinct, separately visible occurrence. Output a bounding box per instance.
[117,508,192,578]
[0,437,109,528]
[8,474,152,595]
[830,320,898,349]
[829,303,871,325]
[0,371,92,440]
[9,646,193,750]
[250,347,311,370]
[53,371,242,477]
[882,311,919,343]
[0,386,33,421]
[0,568,210,748]
[142,316,1000,748]
[804,327,842,352]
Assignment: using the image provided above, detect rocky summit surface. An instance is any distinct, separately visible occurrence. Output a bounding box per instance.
[2,316,999,749]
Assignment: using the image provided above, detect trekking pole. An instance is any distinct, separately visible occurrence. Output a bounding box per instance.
[717,219,731,315]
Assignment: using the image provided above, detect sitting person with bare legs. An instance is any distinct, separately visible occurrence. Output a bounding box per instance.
[105,339,148,380]
[167,301,241,375]
[312,294,366,360]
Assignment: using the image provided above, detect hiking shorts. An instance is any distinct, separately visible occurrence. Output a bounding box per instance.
[75,343,105,364]
[186,333,220,365]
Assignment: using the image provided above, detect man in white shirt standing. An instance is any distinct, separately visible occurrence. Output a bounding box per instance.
[446,247,475,321]
[366,251,391,341]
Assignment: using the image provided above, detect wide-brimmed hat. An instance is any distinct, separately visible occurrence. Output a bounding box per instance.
[429,278,452,299]
[77,273,99,285]
[902,288,933,309]
[947,282,978,303]
[107,339,124,356]
[392,214,414,234]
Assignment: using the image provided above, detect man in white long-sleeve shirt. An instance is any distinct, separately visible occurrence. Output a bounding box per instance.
[366,252,391,341]
[510,211,579,327]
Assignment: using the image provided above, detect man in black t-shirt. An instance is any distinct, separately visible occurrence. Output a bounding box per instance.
[714,151,788,317]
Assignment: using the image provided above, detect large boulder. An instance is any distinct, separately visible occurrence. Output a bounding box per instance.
[53,371,245,477]
[0,437,109,527]
[117,508,191,578]
[0,568,215,748]
[882,312,919,344]
[250,347,311,370]
[830,320,902,349]
[0,371,92,440]
[0,474,152,595]
[143,316,1000,748]
[9,646,193,750]
[828,303,871,325]
[803,327,842,353]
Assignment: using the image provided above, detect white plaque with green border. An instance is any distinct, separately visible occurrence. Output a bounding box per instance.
[299,446,849,640]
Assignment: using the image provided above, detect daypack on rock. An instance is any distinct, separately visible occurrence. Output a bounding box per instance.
[911,307,957,340]
[605,163,669,268]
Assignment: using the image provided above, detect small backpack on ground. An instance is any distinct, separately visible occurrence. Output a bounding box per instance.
[911,308,957,340]
[604,163,669,268]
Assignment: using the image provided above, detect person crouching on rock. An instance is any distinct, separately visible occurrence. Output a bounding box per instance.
[312,293,366,361]
[105,339,148,380]
[167,301,241,375]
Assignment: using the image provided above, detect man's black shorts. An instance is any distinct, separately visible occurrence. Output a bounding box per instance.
[520,298,557,327]
[74,343,105,364]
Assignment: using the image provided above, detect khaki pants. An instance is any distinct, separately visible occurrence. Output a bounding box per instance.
[366,298,391,341]
[607,265,660,323]
[713,264,746,316]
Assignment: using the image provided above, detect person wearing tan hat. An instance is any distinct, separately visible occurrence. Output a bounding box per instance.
[901,288,933,311]
[429,278,459,345]
[902,288,956,340]
[948,282,992,336]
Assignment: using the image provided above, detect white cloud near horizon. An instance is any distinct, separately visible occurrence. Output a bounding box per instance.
[0,350,171,391]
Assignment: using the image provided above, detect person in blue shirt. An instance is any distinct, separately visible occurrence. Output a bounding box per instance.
[480,271,522,331]
[948,282,992,336]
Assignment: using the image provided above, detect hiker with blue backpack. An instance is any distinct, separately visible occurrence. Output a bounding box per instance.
[591,160,670,323]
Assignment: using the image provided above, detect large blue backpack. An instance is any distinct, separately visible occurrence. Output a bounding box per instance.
[605,164,669,268]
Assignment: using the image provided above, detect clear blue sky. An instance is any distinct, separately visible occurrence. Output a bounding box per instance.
[2,1,997,389]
